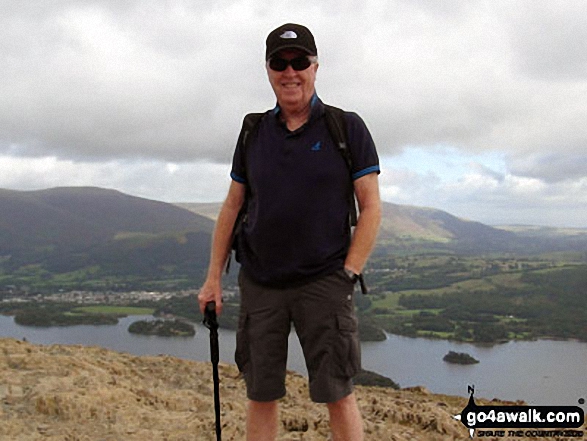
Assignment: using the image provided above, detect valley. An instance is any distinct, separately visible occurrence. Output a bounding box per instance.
[1,187,586,344]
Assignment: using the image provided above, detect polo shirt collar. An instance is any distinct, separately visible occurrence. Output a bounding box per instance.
[272,93,324,122]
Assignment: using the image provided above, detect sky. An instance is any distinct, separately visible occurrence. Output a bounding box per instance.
[1,0,587,228]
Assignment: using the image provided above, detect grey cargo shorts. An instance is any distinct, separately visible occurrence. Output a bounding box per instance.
[235,268,361,403]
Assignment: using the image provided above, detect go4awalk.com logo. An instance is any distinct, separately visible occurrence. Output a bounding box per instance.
[453,386,585,438]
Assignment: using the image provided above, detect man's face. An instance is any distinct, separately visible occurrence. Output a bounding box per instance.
[266,49,318,110]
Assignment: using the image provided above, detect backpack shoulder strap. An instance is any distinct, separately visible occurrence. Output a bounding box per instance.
[235,112,264,188]
[240,113,264,147]
[226,112,264,273]
[235,112,264,216]
[323,104,358,227]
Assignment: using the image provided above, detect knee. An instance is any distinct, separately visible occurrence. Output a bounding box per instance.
[248,399,278,414]
[327,392,356,413]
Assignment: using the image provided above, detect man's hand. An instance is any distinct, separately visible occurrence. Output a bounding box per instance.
[344,172,381,274]
[198,278,223,316]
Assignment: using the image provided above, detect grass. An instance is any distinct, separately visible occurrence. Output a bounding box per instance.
[372,290,448,310]
[373,271,532,312]
[72,306,155,316]
[417,330,453,339]
[392,308,442,316]
[372,292,402,309]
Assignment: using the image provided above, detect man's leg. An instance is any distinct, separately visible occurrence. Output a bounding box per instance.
[327,393,364,441]
[247,399,279,441]
[237,271,290,440]
[292,270,363,438]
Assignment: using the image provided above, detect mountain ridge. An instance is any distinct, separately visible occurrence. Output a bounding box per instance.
[178,200,587,254]
[0,187,215,286]
[178,200,519,251]
[1,187,585,291]
[1,187,214,249]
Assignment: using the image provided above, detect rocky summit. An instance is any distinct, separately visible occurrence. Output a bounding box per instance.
[0,338,584,440]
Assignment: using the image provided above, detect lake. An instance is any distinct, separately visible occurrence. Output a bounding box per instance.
[1,314,585,409]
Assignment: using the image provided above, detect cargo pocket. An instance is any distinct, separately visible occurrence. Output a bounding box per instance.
[331,314,361,378]
[235,312,250,373]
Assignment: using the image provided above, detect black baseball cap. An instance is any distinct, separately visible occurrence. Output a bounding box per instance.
[265,23,317,60]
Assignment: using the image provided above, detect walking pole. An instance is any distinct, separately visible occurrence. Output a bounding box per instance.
[203,301,221,441]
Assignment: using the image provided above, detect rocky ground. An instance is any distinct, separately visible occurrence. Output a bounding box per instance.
[1,338,584,440]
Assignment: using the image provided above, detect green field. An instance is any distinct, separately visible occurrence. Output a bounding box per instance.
[367,255,587,343]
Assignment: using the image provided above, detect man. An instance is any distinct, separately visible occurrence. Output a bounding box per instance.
[198,23,381,441]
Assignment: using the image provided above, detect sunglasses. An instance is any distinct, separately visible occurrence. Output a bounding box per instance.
[268,56,313,72]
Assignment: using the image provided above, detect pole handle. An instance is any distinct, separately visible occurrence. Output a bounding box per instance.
[205,301,216,316]
[203,301,218,331]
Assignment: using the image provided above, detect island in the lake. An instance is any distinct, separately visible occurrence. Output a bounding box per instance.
[128,319,195,337]
[442,351,479,365]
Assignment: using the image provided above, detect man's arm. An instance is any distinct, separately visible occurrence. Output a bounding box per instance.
[344,172,381,274]
[197,180,245,315]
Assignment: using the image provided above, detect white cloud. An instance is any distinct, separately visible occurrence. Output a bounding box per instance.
[0,0,270,162]
[4,0,587,161]
[380,148,586,227]
[0,155,230,202]
[509,153,587,183]
[505,175,547,195]
[1,0,587,227]
[501,1,587,81]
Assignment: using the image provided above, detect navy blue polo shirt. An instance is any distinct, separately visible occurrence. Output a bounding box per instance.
[230,95,380,287]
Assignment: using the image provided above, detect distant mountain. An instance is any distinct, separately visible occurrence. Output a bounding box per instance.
[181,200,587,254]
[1,188,585,292]
[378,202,520,252]
[180,201,519,252]
[0,187,215,285]
[1,187,213,251]
[494,224,587,238]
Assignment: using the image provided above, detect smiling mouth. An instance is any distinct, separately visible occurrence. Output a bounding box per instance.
[282,82,301,89]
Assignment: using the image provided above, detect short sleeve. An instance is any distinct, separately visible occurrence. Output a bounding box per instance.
[344,112,380,180]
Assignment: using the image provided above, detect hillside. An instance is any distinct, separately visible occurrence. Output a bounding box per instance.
[181,201,587,254]
[179,201,519,252]
[0,187,214,252]
[378,203,519,250]
[0,187,215,289]
[2,187,586,293]
[3,338,581,441]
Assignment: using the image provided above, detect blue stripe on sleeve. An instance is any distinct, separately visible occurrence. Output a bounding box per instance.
[352,165,380,180]
[230,172,246,184]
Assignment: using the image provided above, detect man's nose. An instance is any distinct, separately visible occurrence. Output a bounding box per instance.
[282,62,296,74]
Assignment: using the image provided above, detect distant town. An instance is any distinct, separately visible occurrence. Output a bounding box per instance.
[0,288,238,306]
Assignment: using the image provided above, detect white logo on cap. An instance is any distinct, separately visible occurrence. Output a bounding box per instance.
[280,31,298,39]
